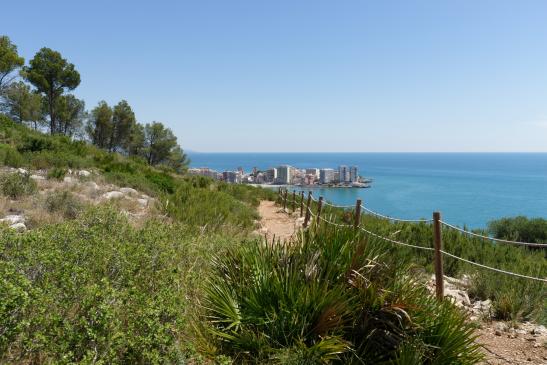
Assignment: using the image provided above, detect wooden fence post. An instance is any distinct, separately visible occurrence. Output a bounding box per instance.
[316,196,323,227]
[354,199,362,230]
[299,191,304,217]
[283,189,288,211]
[292,190,296,213]
[433,211,444,301]
[303,192,312,228]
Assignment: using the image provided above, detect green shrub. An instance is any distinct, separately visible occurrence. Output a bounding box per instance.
[167,181,260,229]
[302,200,547,324]
[28,150,88,169]
[0,172,37,199]
[18,134,54,153]
[0,144,24,167]
[0,261,32,355]
[203,227,483,364]
[0,207,238,363]
[488,216,547,244]
[47,167,68,180]
[45,191,82,219]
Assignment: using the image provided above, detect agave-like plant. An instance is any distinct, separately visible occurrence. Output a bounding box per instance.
[202,223,483,364]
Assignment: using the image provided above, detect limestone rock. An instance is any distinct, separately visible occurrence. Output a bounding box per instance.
[63,176,76,184]
[0,215,25,225]
[17,168,28,175]
[120,187,138,195]
[103,191,124,200]
[444,288,471,307]
[30,174,45,181]
[86,181,100,190]
[78,170,91,177]
[9,222,26,232]
[137,198,148,207]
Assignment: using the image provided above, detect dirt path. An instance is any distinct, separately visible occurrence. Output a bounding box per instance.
[255,200,303,242]
[476,324,546,364]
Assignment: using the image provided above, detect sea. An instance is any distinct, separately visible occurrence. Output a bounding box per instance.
[188,153,547,229]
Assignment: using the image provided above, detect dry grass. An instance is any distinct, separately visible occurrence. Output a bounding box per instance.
[0,171,159,230]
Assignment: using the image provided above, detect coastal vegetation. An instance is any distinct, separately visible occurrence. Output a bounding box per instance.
[488,216,547,244]
[1,34,545,363]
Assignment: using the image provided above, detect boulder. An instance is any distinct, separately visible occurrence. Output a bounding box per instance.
[444,288,471,307]
[0,215,25,225]
[103,191,124,200]
[137,198,148,207]
[120,187,138,195]
[86,181,100,190]
[78,170,91,177]
[17,168,28,175]
[30,174,45,181]
[9,222,26,232]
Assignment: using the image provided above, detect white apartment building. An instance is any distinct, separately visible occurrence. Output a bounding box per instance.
[319,168,335,184]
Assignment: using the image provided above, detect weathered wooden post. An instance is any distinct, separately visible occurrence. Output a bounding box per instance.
[292,190,296,213]
[316,196,324,227]
[433,211,444,301]
[299,191,304,217]
[354,199,362,230]
[283,189,288,211]
[303,192,312,228]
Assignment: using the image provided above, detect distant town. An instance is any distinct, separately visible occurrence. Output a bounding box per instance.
[188,165,372,188]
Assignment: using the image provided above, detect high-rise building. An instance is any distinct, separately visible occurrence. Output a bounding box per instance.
[265,168,277,183]
[319,168,335,184]
[305,168,320,178]
[349,166,359,182]
[222,171,241,183]
[276,165,292,184]
[339,165,350,183]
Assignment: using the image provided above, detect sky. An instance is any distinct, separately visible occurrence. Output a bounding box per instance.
[3,0,547,152]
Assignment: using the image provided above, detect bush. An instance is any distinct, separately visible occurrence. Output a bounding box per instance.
[0,144,24,167]
[47,167,68,180]
[45,191,82,219]
[0,172,37,199]
[167,181,260,229]
[203,227,483,364]
[0,207,238,363]
[488,216,547,244]
[302,201,547,324]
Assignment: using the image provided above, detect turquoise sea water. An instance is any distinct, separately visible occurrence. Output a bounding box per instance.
[188,153,547,228]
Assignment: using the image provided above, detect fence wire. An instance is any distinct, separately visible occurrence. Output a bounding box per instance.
[360,205,433,223]
[286,194,547,283]
[440,220,547,248]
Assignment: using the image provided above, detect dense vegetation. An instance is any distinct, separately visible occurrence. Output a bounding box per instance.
[306,201,547,324]
[488,216,547,244]
[203,227,483,364]
[0,35,188,171]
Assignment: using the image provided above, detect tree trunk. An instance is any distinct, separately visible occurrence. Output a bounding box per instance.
[48,92,55,135]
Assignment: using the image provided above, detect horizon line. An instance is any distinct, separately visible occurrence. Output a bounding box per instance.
[187,151,547,154]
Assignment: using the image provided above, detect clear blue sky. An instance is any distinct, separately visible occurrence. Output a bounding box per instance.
[4,0,547,152]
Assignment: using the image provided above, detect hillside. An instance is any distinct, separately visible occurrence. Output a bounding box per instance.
[0,116,545,364]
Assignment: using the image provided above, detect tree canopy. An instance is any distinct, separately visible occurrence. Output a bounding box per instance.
[0,36,24,93]
[1,37,188,172]
[1,81,43,129]
[23,48,80,134]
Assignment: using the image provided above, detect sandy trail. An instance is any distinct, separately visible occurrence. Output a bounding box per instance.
[255,200,303,242]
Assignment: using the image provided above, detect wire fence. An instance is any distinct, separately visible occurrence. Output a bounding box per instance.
[277,189,547,285]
